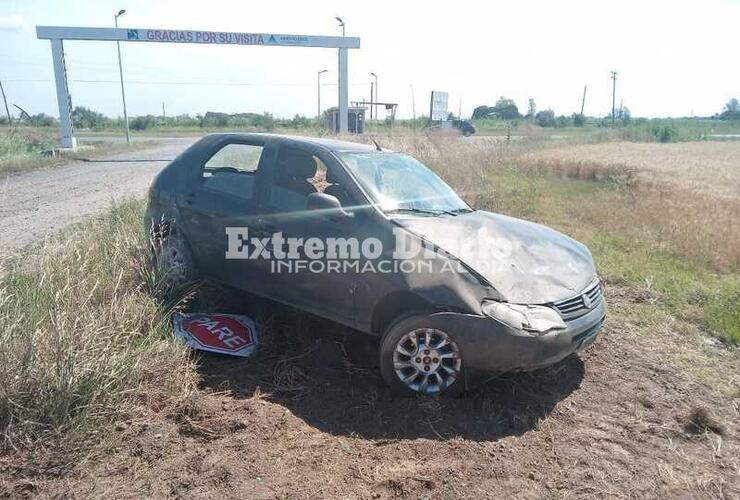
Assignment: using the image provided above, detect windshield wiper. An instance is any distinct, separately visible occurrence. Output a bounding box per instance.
[447,207,474,214]
[386,207,471,217]
[385,207,448,217]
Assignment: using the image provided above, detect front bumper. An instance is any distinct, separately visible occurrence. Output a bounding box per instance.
[429,298,605,373]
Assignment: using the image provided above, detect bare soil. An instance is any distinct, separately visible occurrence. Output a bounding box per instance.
[2,282,737,499]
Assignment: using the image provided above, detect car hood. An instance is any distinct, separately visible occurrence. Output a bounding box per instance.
[394,210,595,304]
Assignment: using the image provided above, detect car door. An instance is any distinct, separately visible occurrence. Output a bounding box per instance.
[178,138,275,292]
[257,144,361,325]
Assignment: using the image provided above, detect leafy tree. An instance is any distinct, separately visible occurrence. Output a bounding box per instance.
[472,105,492,119]
[471,98,522,120]
[71,106,111,130]
[720,98,740,120]
[556,115,570,128]
[535,109,556,127]
[27,113,57,127]
[526,99,536,118]
[572,113,585,126]
[130,115,158,130]
[492,96,522,120]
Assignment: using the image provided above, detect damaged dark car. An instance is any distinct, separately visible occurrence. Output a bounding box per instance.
[146,133,605,396]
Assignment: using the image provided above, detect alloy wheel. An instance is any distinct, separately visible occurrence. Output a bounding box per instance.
[393,328,462,395]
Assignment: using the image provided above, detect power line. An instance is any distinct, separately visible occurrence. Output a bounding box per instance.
[3,78,368,87]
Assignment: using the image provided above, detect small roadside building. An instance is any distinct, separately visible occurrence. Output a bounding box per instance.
[326,106,366,134]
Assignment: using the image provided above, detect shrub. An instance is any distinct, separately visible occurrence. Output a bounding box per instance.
[71,106,113,130]
[652,125,677,143]
[535,110,556,127]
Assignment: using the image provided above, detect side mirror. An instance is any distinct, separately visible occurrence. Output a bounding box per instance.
[307,192,353,220]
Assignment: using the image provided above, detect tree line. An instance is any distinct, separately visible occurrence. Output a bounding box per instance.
[471,97,740,127]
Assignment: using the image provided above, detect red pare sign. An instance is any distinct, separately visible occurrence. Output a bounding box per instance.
[174,313,259,357]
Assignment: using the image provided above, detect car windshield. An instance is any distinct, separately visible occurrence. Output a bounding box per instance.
[336,151,471,215]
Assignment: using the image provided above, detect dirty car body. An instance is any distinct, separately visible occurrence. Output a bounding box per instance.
[145,133,605,395]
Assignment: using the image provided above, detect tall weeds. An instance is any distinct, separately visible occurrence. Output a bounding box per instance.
[0,199,195,450]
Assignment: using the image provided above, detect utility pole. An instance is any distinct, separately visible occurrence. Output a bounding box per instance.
[162,102,165,119]
[114,10,131,144]
[317,69,327,119]
[610,70,617,127]
[370,72,378,121]
[580,84,587,116]
[0,78,11,125]
[369,82,374,120]
[410,84,416,131]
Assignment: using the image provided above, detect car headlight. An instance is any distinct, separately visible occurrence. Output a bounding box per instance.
[481,300,566,336]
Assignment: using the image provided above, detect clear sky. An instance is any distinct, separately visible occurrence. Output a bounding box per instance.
[0,0,738,120]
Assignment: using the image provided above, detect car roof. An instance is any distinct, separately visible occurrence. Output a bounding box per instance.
[204,132,386,153]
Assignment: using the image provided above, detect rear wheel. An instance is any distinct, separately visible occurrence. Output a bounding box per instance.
[151,223,197,291]
[380,315,464,396]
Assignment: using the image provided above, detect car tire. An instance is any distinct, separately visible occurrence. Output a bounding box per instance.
[151,222,198,291]
[379,314,466,397]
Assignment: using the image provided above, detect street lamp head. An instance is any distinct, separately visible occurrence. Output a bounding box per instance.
[335,17,344,26]
[370,72,377,77]
[319,69,328,74]
[116,9,126,17]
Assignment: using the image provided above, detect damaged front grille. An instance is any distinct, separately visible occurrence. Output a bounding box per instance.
[552,279,603,320]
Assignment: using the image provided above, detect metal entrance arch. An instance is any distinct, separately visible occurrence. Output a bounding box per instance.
[36,26,361,149]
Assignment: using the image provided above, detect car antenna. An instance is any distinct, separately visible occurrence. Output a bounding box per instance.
[371,138,383,151]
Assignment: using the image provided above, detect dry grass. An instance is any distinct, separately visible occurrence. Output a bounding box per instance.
[524,141,740,198]
[516,142,740,272]
[0,199,196,452]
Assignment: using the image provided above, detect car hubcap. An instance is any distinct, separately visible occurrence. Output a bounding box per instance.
[393,328,461,395]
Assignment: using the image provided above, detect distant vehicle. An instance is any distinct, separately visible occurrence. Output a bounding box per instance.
[428,119,476,137]
[452,119,476,137]
[146,133,604,396]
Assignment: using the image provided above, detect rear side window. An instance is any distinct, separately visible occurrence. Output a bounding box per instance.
[204,143,263,175]
[202,143,264,200]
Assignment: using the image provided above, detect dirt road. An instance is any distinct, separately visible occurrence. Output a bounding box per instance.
[0,137,197,258]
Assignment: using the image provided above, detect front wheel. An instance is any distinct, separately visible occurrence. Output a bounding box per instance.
[379,315,465,396]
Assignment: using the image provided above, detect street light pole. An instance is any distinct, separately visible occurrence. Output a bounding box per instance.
[335,17,347,133]
[370,72,378,121]
[335,16,345,37]
[115,9,130,144]
[317,69,327,120]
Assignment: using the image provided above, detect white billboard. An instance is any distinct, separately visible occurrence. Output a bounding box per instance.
[430,91,449,121]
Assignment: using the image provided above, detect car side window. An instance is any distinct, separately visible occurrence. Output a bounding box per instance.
[267,147,319,212]
[204,143,263,175]
[201,143,264,200]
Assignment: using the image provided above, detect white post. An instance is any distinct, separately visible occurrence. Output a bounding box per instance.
[50,38,76,149]
[338,47,348,134]
[114,14,131,144]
